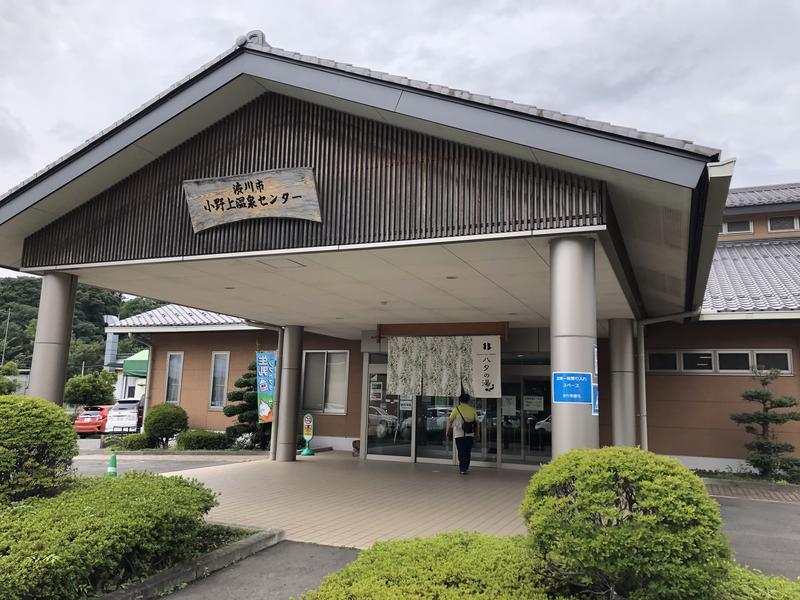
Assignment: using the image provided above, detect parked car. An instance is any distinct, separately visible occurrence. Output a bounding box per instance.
[104,399,143,434]
[534,415,552,433]
[74,405,113,437]
[368,406,398,438]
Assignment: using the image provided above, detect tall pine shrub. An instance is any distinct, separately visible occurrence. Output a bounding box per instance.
[223,361,270,449]
[730,369,800,480]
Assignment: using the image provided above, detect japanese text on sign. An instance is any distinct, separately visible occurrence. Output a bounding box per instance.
[183,167,322,233]
[552,372,592,404]
[471,336,501,398]
[256,351,277,423]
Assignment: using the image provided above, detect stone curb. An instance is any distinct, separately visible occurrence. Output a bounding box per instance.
[702,477,800,494]
[102,528,285,600]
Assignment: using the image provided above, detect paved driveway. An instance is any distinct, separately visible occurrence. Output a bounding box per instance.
[163,451,800,579]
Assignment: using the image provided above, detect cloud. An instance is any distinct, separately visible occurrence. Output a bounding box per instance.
[0,0,798,191]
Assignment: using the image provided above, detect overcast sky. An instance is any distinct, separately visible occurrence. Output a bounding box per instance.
[1,0,799,278]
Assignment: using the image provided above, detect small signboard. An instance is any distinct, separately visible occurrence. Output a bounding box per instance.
[592,383,599,416]
[399,398,413,411]
[501,395,517,415]
[523,395,544,412]
[183,167,322,233]
[369,381,383,403]
[471,335,501,398]
[552,372,592,404]
[303,413,314,441]
[255,351,277,423]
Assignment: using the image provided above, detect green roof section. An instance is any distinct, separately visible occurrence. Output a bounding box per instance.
[123,349,149,378]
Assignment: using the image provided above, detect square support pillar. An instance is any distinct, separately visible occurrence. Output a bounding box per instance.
[28,273,78,405]
[609,318,636,446]
[550,237,599,457]
[275,325,303,461]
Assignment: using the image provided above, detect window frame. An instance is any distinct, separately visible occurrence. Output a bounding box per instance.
[164,351,184,405]
[753,349,793,375]
[721,220,753,234]
[301,349,350,415]
[715,350,752,374]
[680,350,715,373]
[647,351,679,372]
[767,216,799,232]
[645,348,793,376]
[208,351,231,411]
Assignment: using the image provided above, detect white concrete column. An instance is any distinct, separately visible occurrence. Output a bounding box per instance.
[275,325,303,462]
[550,237,599,457]
[28,272,78,404]
[609,318,636,446]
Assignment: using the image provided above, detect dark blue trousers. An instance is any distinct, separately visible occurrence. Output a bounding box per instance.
[455,436,473,472]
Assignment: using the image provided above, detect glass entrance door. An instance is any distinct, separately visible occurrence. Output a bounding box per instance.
[470,397,497,465]
[415,396,454,462]
[366,373,412,458]
[500,377,551,465]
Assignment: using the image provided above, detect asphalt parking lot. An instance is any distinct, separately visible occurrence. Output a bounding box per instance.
[73,437,267,477]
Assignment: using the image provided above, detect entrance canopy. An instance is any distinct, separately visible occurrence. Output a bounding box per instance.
[0,30,734,321]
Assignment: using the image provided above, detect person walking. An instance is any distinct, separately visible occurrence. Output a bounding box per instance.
[446,393,480,475]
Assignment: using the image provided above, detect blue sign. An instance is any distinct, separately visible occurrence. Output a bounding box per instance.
[592,383,599,415]
[256,351,277,423]
[552,372,593,404]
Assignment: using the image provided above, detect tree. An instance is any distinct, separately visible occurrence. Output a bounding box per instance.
[223,361,270,449]
[730,369,800,480]
[63,371,117,407]
[0,361,19,395]
[119,297,165,320]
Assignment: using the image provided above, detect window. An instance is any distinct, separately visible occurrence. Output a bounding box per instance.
[209,351,230,409]
[755,351,791,373]
[682,352,714,371]
[648,352,678,371]
[302,350,348,414]
[717,351,751,372]
[165,352,183,404]
[721,220,752,234]
[768,216,798,232]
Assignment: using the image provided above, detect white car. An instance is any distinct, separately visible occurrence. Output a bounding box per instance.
[368,406,398,438]
[104,399,141,433]
[534,415,552,433]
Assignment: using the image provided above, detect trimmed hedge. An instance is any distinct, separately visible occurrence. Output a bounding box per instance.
[303,532,552,600]
[144,403,188,447]
[0,472,217,599]
[0,395,78,502]
[176,429,231,450]
[120,432,157,450]
[521,447,730,600]
[716,564,800,600]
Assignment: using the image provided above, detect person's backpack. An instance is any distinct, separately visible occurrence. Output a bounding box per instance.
[455,405,476,435]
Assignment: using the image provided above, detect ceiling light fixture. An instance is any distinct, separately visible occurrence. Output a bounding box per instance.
[445,275,458,280]
[224,286,235,290]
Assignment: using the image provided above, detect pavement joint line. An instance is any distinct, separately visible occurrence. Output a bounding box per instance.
[709,493,799,505]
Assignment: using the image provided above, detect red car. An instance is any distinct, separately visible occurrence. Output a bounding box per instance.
[74,405,113,437]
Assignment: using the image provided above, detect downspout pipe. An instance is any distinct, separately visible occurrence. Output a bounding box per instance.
[636,309,701,451]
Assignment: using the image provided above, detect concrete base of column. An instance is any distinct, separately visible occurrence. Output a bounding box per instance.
[28,273,77,405]
[610,318,636,446]
[275,325,303,462]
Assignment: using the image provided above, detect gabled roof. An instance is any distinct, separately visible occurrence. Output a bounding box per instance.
[703,239,800,313]
[107,304,254,333]
[726,182,800,209]
[0,30,720,205]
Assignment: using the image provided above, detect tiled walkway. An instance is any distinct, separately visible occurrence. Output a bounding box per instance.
[705,479,800,504]
[165,452,531,549]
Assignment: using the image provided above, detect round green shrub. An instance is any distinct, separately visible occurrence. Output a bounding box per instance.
[120,432,156,450]
[521,447,730,600]
[144,404,188,448]
[0,395,78,502]
[303,532,550,599]
[176,429,231,450]
[715,563,800,600]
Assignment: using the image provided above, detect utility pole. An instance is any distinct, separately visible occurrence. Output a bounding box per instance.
[1,307,10,365]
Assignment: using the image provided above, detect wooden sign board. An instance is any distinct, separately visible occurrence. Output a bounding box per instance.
[183,167,322,233]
